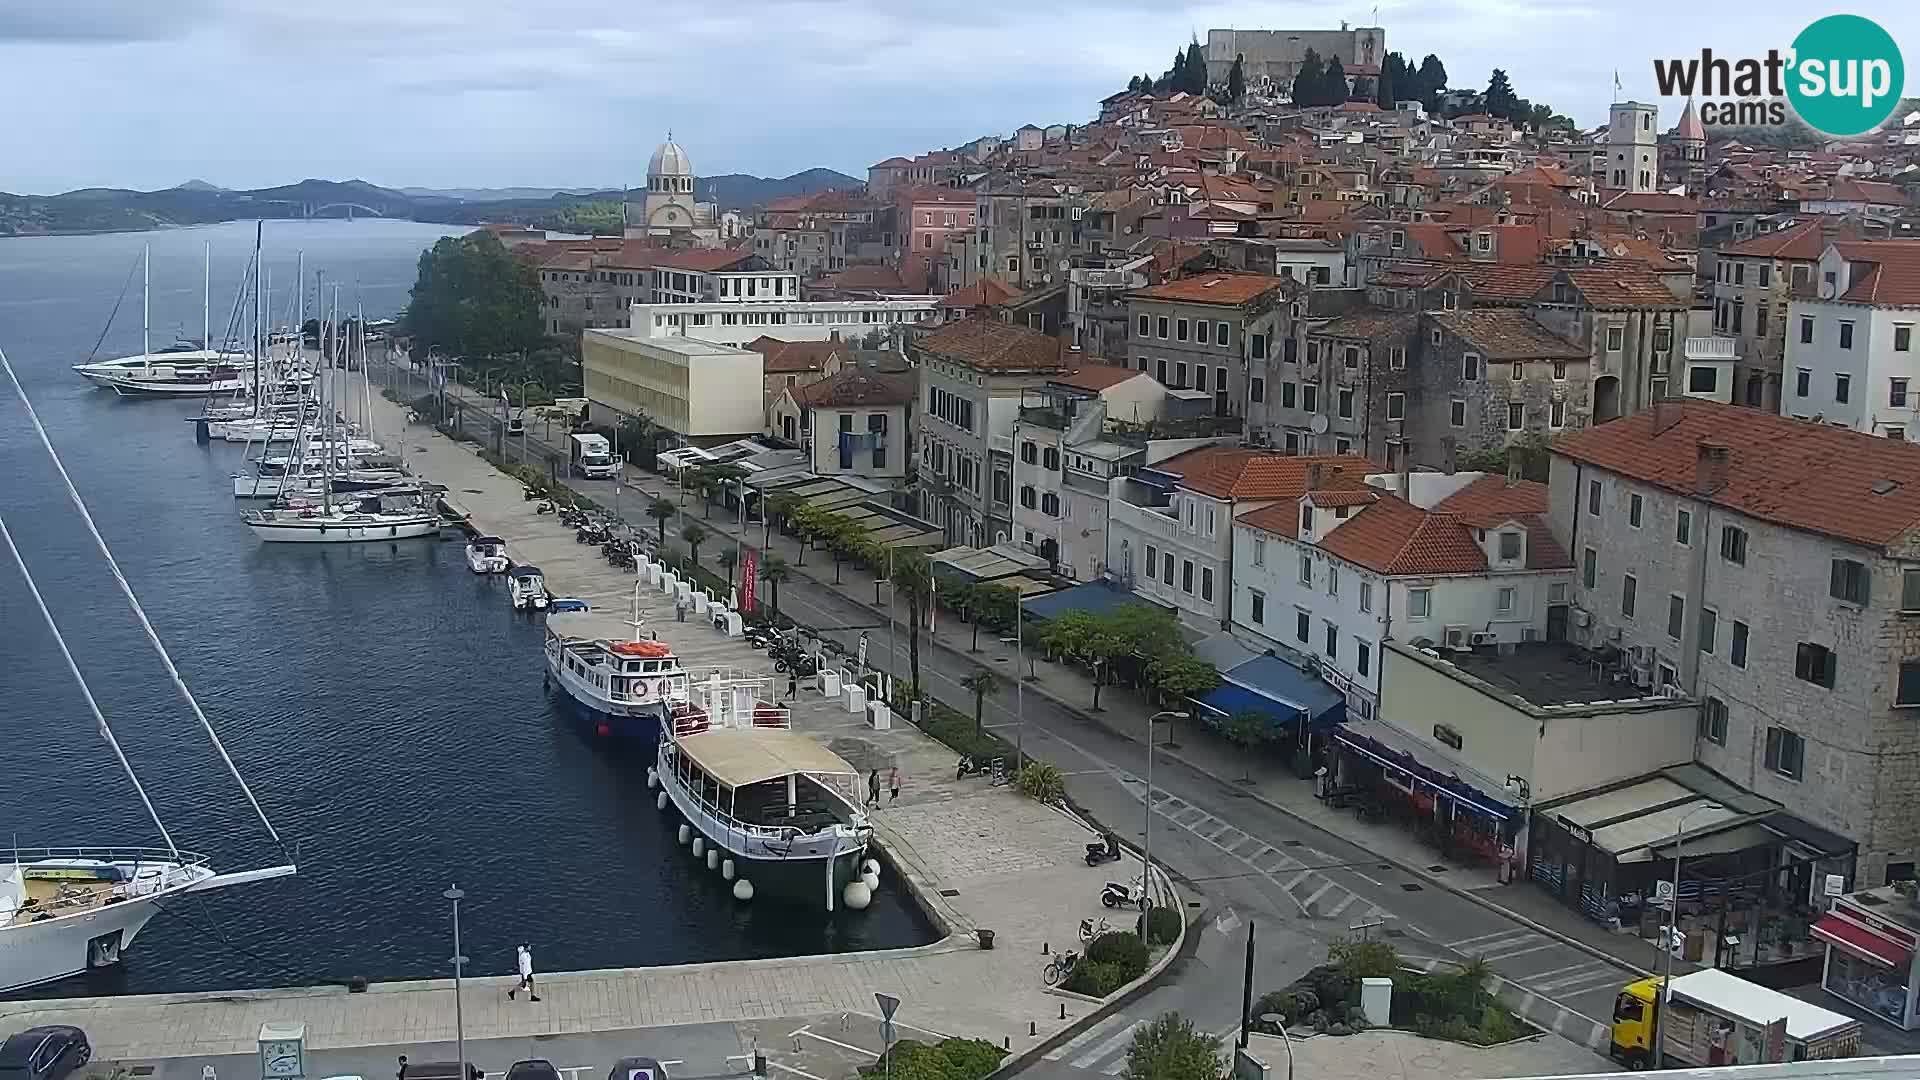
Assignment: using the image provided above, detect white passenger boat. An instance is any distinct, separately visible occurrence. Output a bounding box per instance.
[543,606,689,742]
[465,535,509,574]
[508,565,550,610]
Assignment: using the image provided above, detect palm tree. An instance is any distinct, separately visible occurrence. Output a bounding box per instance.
[645,497,677,544]
[761,554,790,621]
[718,548,739,591]
[894,552,934,696]
[961,670,1001,737]
[682,521,708,567]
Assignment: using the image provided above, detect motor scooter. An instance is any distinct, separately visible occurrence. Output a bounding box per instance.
[1101,880,1146,908]
[1085,833,1122,866]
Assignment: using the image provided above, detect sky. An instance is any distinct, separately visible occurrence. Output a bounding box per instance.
[1,0,1913,195]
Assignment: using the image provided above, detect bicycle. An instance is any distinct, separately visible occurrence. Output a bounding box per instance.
[1042,950,1079,986]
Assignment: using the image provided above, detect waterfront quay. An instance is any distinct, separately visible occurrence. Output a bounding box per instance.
[0,379,1173,1076]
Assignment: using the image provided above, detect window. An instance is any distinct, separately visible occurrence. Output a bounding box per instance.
[1391,347,1407,370]
[1890,427,1907,441]
[1008,256,1019,274]
[1408,587,1432,618]
[1338,389,1355,419]
[1897,326,1913,352]
[1507,402,1524,430]
[1689,365,1718,394]
[1899,661,1920,707]
[1497,586,1516,613]
[1904,568,1920,612]
[1840,321,1855,349]
[1698,607,1717,653]
[1145,545,1157,582]
[1676,509,1692,545]
[1629,494,1643,528]
[1302,385,1318,413]
[1764,727,1805,781]
[1201,567,1214,602]
[1759,264,1771,287]
[1043,447,1059,471]
[1731,620,1749,668]
[1463,353,1481,381]
[1251,333,1268,360]
[1720,526,1747,565]
[1550,398,1566,428]
[1157,316,1169,339]
[1217,322,1231,346]
[1041,492,1060,517]
[1018,484,1036,509]
[1836,373,1851,404]
[1251,538,1265,567]
[1379,390,1405,421]
[1699,697,1728,745]
[1622,573,1638,618]
[1328,566,1339,597]
[1359,581,1373,613]
[1299,553,1312,584]
[1137,314,1150,337]
[1830,558,1870,605]
[1324,621,1338,658]
[1251,377,1266,403]
[1163,552,1175,584]
[1588,479,1602,516]
[1582,547,1597,589]
[1356,641,1371,677]
[1450,398,1466,427]
[1794,642,1836,689]
[1667,594,1685,639]
[1296,609,1311,643]
[1344,346,1359,369]
[1280,381,1297,408]
[1335,437,1352,455]
[1896,380,1912,408]
[1796,368,1811,397]
[1800,316,1815,344]
[1606,325,1624,352]
[1176,318,1188,342]
[1250,589,1266,625]
[1499,531,1521,561]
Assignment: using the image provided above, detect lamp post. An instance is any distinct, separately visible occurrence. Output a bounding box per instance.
[1143,710,1190,912]
[1650,801,1722,1069]
[443,885,469,1080]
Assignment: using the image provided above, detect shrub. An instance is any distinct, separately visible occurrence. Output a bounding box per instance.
[1063,960,1130,997]
[860,1038,1005,1080]
[1016,761,1065,803]
[1328,938,1400,981]
[1143,905,1182,946]
[915,701,1013,760]
[1086,930,1150,974]
[1122,1012,1222,1080]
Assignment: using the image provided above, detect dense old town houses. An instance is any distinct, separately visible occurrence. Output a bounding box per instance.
[1550,399,1920,886]
[1126,273,1290,419]
[909,317,1069,546]
[1110,447,1373,632]
[1500,263,1687,425]
[768,364,915,488]
[1233,472,1573,720]
[1783,239,1920,440]
[1414,310,1591,465]
[1713,217,1870,411]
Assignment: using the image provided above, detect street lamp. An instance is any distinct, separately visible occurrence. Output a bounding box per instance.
[443,885,470,1080]
[1142,710,1190,912]
[1650,802,1722,1069]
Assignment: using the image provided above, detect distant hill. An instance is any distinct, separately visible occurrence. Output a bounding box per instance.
[399,185,605,201]
[699,168,864,210]
[174,179,225,192]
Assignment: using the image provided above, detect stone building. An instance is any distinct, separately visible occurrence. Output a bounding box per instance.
[1126,273,1291,419]
[1712,217,1866,411]
[623,135,722,246]
[1205,27,1386,91]
[1549,399,1920,887]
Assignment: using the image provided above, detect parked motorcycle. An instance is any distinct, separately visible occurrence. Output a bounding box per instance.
[957,755,1005,781]
[534,501,555,515]
[522,486,539,502]
[742,627,780,651]
[1101,880,1145,908]
[1085,834,1122,867]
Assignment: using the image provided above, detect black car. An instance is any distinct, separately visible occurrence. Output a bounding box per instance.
[506,1061,559,1080]
[0,1026,91,1080]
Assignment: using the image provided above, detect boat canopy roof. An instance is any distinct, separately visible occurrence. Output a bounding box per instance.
[470,535,505,546]
[678,729,857,788]
[510,565,544,578]
[544,610,660,645]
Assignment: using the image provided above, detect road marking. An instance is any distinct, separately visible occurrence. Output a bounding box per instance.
[1282,869,1313,890]
[1480,940,1564,962]
[1044,1015,1130,1061]
[1324,891,1360,918]
[1069,1020,1144,1070]
[769,1064,826,1080]
[797,1030,878,1058]
[1528,960,1621,993]
[1447,928,1537,951]
[1100,1055,1132,1075]
[1301,881,1336,909]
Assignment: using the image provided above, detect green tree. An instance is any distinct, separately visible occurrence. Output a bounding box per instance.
[960,670,1001,737]
[1375,53,1398,109]
[1128,75,1142,93]
[1147,654,1222,711]
[1416,53,1449,113]
[1221,711,1271,782]
[1321,54,1349,105]
[403,232,543,361]
[681,521,708,568]
[760,555,789,621]
[1484,68,1520,121]
[1226,54,1245,103]
[645,497,677,545]
[1122,1012,1221,1080]
[1290,48,1323,106]
[894,552,935,696]
[718,548,739,591]
[1184,37,1209,94]
[966,583,1019,652]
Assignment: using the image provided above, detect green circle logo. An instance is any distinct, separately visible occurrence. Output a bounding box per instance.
[1786,15,1905,136]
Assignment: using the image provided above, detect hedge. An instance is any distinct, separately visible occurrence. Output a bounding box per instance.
[1143,905,1182,946]
[1086,929,1149,970]
[859,1038,1005,1080]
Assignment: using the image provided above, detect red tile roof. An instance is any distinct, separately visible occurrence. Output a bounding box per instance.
[916,317,1068,373]
[1435,475,1573,569]
[746,337,842,374]
[1314,496,1491,575]
[1127,273,1287,307]
[1552,399,1920,549]
[653,249,757,273]
[1560,266,1686,310]
[1835,241,1920,306]
[792,366,914,408]
[1429,310,1587,359]
[938,278,1020,309]
[1155,449,1376,500]
[1825,178,1912,207]
[1719,217,1859,260]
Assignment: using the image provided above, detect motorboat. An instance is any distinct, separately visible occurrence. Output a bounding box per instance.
[243,492,440,544]
[543,608,688,742]
[650,673,872,910]
[99,360,250,397]
[465,535,509,574]
[508,565,549,610]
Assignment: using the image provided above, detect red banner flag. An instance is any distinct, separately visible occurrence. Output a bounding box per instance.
[740,547,758,613]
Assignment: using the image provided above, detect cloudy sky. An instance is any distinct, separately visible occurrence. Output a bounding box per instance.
[1,1,1913,194]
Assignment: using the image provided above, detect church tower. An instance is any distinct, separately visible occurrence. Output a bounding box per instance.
[1602,101,1658,194]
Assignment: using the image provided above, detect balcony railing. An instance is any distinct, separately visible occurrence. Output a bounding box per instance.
[1019,405,1073,430]
[1110,499,1181,541]
[1105,414,1245,446]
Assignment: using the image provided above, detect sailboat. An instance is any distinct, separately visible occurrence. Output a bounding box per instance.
[75,244,252,396]
[1,347,297,994]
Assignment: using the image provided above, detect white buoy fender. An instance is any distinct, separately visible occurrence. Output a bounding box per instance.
[861,870,880,891]
[707,849,719,870]
[657,791,668,810]
[646,768,658,789]
[678,824,691,845]
[862,858,881,879]
[692,837,705,857]
[722,859,736,881]
[733,879,754,901]
[843,880,873,910]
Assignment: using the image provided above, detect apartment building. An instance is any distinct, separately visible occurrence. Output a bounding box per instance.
[627,297,940,347]
[1109,448,1373,631]
[965,183,1085,293]
[1711,217,1864,410]
[582,330,764,440]
[1783,238,1920,439]
[909,318,1070,546]
[769,365,914,485]
[1548,399,1920,886]
[1232,472,1574,719]
[1010,366,1168,576]
[1126,273,1291,418]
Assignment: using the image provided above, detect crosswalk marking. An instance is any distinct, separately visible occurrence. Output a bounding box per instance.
[1044,1014,1130,1061]
[1301,881,1336,909]
[1480,940,1563,962]
[1447,928,1537,951]
[1325,891,1360,918]
[1528,960,1623,994]
[1069,1020,1144,1070]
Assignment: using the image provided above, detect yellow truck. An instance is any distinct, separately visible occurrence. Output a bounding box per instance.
[1610,969,1862,1070]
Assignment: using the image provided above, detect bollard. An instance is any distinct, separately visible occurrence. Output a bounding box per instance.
[752,1052,766,1079]
[1029,1021,1036,1037]
[1002,1037,1010,1050]
[1042,941,1049,955]
[1059,1003,1066,1020]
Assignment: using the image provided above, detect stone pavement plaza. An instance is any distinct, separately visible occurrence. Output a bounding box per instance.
[1248,1030,1615,1080]
[0,396,1154,1064]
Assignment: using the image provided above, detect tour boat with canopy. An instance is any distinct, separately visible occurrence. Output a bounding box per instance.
[543,604,689,743]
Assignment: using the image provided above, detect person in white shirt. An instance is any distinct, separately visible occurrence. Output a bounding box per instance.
[508,943,540,1002]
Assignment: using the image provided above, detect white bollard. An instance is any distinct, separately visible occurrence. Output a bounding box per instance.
[656,791,668,810]
[733,878,754,901]
[646,768,657,789]
[722,858,736,881]
[678,823,691,846]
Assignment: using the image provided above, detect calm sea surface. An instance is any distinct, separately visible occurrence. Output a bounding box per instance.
[0,220,930,998]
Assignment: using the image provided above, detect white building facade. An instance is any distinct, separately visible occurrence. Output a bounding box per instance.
[628,299,941,346]
[1783,241,1920,441]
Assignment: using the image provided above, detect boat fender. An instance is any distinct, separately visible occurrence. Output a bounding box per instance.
[733,879,754,901]
[843,881,872,910]
[657,791,668,810]
[646,768,658,789]
[862,858,881,880]
[692,837,704,858]
[706,849,719,871]
[677,824,691,846]
[722,859,736,881]
[862,869,880,892]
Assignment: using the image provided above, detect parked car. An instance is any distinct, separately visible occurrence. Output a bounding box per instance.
[0,1026,91,1080]
[507,1061,560,1080]
[608,1058,668,1080]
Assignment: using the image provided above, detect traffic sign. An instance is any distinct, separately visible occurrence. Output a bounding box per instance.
[875,992,900,1020]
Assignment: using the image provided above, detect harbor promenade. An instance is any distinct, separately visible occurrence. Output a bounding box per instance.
[0,383,1174,1071]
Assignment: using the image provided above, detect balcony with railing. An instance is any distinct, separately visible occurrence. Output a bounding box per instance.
[1104,413,1245,446]
[1109,496,1181,543]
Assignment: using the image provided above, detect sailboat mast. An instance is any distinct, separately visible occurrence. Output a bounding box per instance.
[252,222,263,409]
[142,243,150,364]
[203,240,211,356]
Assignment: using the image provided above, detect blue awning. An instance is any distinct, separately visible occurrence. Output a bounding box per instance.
[1194,655,1347,733]
[1021,580,1173,621]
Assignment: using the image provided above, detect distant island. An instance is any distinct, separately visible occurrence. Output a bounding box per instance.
[0,169,864,237]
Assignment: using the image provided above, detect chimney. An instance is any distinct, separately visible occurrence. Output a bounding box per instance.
[1650,397,1682,433]
[1695,440,1731,496]
[1306,463,1323,490]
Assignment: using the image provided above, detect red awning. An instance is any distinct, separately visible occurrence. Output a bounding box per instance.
[1812,914,1910,968]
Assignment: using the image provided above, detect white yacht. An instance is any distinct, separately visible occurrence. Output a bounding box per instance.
[244,491,440,543]
[465,535,509,574]
[508,565,549,610]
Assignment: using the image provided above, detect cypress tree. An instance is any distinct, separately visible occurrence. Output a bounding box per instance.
[1291,48,1323,106]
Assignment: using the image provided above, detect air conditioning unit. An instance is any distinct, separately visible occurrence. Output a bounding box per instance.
[1571,606,1592,628]
[1471,631,1498,646]
[1443,625,1470,649]
[1630,663,1654,689]
[1631,643,1657,666]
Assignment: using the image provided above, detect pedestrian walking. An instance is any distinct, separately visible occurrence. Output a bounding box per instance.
[396,1056,408,1080]
[787,673,798,701]
[508,943,540,1001]
[888,765,901,804]
[866,769,881,808]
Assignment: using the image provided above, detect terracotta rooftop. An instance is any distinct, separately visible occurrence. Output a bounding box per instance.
[654,249,757,273]
[1833,240,1920,307]
[1429,310,1587,359]
[1313,496,1491,575]
[1720,217,1859,260]
[1313,310,1419,341]
[1552,399,1920,550]
[916,317,1068,373]
[1826,178,1911,207]
[792,366,914,409]
[1559,265,1686,310]
[1155,448,1376,500]
[746,337,842,374]
[1435,475,1573,570]
[937,277,1020,309]
[1127,273,1287,307]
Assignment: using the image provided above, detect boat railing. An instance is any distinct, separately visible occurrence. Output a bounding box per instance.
[2,846,211,870]
[669,773,866,845]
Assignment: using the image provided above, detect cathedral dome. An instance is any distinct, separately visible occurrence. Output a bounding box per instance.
[649,137,693,179]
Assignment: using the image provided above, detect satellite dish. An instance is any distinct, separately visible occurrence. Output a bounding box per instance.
[1310,415,1331,434]
[1818,280,1837,299]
